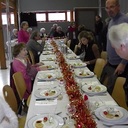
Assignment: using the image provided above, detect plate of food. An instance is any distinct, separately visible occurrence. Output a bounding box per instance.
[46,65,56,70]
[34,87,60,98]
[81,84,107,94]
[42,51,53,55]
[75,70,94,78]
[41,55,56,61]
[95,106,128,123]
[66,55,80,60]
[38,72,56,81]
[70,62,87,68]
[27,114,64,128]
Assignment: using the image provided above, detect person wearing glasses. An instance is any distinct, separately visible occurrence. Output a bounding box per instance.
[100,0,128,94]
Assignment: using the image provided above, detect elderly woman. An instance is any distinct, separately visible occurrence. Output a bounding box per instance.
[27,27,33,35]
[76,31,100,71]
[0,96,18,128]
[27,31,45,63]
[18,21,30,44]
[12,43,45,100]
[40,28,47,38]
[109,23,128,106]
[11,29,18,40]
[53,26,65,38]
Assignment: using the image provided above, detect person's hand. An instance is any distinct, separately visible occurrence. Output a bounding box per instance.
[42,37,45,43]
[36,62,44,66]
[78,42,82,48]
[39,65,47,70]
[114,63,125,75]
[85,61,90,65]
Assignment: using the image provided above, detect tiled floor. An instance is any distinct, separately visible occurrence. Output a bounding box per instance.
[0,61,10,97]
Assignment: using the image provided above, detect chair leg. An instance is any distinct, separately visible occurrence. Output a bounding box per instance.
[18,101,23,115]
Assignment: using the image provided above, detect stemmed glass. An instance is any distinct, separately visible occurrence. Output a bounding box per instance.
[66,103,76,126]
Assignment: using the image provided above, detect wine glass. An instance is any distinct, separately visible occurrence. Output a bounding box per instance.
[66,103,76,125]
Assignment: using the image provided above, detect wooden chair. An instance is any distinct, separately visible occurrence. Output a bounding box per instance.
[3,85,26,128]
[74,45,78,54]
[67,40,71,48]
[63,37,68,45]
[112,77,128,110]
[93,58,106,80]
[26,95,31,107]
[28,50,35,65]
[101,51,107,61]
[13,72,27,101]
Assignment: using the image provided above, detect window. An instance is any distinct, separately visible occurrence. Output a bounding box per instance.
[2,14,7,25]
[2,13,14,25]
[48,12,65,21]
[10,13,14,24]
[36,13,46,21]
[67,11,71,21]
[35,11,72,22]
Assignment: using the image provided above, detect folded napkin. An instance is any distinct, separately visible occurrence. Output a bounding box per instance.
[105,101,117,106]
[35,99,57,106]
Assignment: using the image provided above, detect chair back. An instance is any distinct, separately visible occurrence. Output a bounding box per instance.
[93,58,106,80]
[67,40,71,48]
[28,50,35,65]
[3,85,18,113]
[101,51,107,61]
[63,38,68,44]
[112,77,128,110]
[3,85,26,128]
[13,72,27,100]
[27,95,31,107]
[74,45,78,54]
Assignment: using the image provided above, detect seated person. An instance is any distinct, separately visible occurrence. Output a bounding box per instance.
[40,28,47,38]
[76,31,100,71]
[11,29,18,40]
[12,43,46,100]
[0,96,18,128]
[53,26,65,38]
[27,31,45,63]
[27,27,33,35]
[48,24,58,38]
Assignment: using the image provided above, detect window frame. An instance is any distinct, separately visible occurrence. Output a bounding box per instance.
[35,10,72,22]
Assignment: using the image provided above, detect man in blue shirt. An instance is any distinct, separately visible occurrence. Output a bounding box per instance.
[100,0,128,94]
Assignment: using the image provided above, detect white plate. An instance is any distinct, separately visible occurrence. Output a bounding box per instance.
[34,87,60,98]
[27,114,64,128]
[41,55,56,61]
[81,84,107,94]
[45,65,56,70]
[69,62,87,68]
[95,106,128,123]
[66,55,80,60]
[62,123,75,128]
[75,70,94,78]
[38,72,56,81]
[42,51,53,55]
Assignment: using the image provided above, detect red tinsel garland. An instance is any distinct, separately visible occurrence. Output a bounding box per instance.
[51,41,96,128]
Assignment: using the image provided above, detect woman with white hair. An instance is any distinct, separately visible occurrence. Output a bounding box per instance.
[40,28,47,38]
[0,96,18,128]
[11,29,18,40]
[27,27,33,35]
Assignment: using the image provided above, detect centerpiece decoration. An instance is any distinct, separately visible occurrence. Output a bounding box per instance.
[51,40,96,128]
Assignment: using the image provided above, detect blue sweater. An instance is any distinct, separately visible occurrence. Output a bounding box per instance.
[107,12,128,65]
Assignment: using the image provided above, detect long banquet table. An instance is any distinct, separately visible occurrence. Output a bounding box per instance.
[24,39,128,128]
